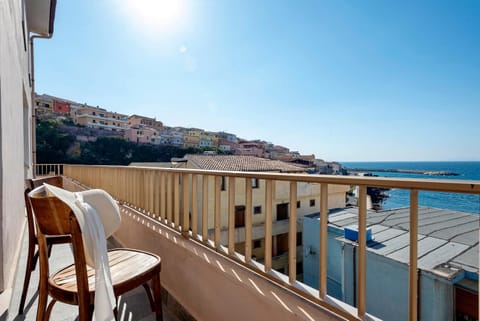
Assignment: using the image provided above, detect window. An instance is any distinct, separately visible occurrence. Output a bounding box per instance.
[276,203,289,221]
[296,201,301,208]
[235,206,245,228]
[251,178,259,188]
[310,199,315,207]
[253,240,262,249]
[296,232,302,246]
[254,206,262,214]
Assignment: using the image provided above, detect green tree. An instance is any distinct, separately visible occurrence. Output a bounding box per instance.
[36,119,75,163]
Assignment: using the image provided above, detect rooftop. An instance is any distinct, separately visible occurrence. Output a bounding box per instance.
[316,207,479,280]
[185,154,307,173]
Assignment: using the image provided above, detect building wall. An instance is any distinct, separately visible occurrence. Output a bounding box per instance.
[53,100,70,114]
[128,115,163,130]
[0,0,32,291]
[303,217,455,321]
[125,127,159,144]
[192,176,347,231]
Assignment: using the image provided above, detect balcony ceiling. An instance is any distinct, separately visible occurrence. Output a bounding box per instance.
[26,0,56,36]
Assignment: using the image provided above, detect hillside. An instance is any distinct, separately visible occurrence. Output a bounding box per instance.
[36,118,225,165]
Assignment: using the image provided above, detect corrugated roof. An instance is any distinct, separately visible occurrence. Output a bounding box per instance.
[185,155,307,173]
[320,207,479,279]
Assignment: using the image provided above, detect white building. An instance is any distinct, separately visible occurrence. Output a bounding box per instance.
[0,0,57,304]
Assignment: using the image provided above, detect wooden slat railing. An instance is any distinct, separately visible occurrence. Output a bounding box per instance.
[62,164,480,321]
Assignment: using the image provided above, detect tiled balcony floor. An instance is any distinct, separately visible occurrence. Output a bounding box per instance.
[6,227,181,321]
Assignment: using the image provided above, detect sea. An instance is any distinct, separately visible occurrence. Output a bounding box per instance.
[340,161,480,214]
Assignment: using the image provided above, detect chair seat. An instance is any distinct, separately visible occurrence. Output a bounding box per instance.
[49,249,161,304]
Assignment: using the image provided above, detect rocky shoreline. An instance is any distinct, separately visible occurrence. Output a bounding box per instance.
[346,168,460,176]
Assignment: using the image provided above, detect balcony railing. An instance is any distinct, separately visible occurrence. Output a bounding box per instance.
[34,163,63,176]
[59,164,480,321]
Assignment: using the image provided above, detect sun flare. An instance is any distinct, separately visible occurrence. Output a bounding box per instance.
[121,0,186,33]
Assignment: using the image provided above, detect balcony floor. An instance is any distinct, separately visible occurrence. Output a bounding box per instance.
[6,226,183,321]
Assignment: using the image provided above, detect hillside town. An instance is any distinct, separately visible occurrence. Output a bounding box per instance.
[35,93,345,175]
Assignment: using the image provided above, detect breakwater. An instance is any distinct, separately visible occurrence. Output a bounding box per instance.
[347,168,460,176]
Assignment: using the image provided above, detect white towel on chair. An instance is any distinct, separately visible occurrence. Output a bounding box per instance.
[38,184,121,321]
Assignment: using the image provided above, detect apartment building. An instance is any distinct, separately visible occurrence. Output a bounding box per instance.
[217,132,238,152]
[35,93,75,116]
[35,94,54,114]
[53,100,70,114]
[199,132,219,148]
[71,105,128,131]
[179,155,350,277]
[236,141,266,158]
[124,126,160,144]
[0,0,57,300]
[183,134,201,148]
[128,114,163,130]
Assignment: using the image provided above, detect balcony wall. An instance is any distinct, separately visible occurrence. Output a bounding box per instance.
[114,204,345,321]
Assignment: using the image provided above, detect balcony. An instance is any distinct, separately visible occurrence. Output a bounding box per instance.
[76,113,129,123]
[6,165,480,320]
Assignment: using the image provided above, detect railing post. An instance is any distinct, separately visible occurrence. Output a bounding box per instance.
[319,183,328,299]
[357,185,367,318]
[160,171,166,222]
[191,174,198,235]
[166,172,173,225]
[409,190,419,321]
[245,178,253,261]
[181,173,190,236]
[214,176,221,248]
[289,181,297,283]
[264,179,273,272]
[174,172,180,228]
[228,176,235,255]
[202,175,208,242]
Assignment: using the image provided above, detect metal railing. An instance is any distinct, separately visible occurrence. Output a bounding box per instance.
[34,163,63,177]
[62,164,480,321]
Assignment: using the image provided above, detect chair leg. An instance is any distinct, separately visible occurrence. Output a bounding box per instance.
[36,271,48,321]
[142,283,155,312]
[45,299,57,321]
[152,273,163,321]
[78,302,93,321]
[18,241,36,314]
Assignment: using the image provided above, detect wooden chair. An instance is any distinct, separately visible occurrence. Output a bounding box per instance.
[28,187,163,321]
[18,176,71,314]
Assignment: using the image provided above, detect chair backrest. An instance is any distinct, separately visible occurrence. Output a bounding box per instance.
[30,175,64,189]
[28,188,90,304]
[24,176,65,240]
[28,189,74,236]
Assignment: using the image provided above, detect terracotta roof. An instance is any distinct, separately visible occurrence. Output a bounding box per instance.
[186,155,307,173]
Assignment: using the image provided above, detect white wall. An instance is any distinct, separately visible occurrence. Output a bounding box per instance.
[0,0,32,291]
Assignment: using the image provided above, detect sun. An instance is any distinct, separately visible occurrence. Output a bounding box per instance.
[120,0,186,33]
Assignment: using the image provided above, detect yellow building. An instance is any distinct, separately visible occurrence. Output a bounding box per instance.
[183,134,201,147]
[71,105,128,131]
[180,155,350,277]
[128,114,163,130]
[35,94,54,114]
[125,126,160,144]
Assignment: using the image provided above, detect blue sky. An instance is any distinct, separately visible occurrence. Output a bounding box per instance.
[35,0,480,161]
